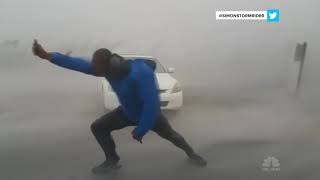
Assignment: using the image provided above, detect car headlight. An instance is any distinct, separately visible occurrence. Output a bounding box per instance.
[171,82,182,93]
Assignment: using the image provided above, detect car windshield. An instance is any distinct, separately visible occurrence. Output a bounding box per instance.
[154,59,166,73]
[124,57,166,73]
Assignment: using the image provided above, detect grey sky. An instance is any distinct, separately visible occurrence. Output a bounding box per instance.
[0,0,319,95]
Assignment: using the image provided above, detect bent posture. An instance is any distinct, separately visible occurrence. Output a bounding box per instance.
[32,40,207,173]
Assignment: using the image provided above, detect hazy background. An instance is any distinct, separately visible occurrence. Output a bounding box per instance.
[1,0,320,179]
[0,0,318,88]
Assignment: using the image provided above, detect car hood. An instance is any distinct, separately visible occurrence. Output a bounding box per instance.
[155,73,177,90]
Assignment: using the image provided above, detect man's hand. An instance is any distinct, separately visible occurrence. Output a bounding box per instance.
[32,39,51,60]
[131,130,143,144]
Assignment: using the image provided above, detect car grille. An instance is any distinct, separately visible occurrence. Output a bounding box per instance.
[160,101,169,107]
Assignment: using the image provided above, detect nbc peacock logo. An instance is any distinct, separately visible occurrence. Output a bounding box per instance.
[262,156,280,172]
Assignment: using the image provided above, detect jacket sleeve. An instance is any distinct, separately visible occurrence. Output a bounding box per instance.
[134,71,160,138]
[50,52,96,76]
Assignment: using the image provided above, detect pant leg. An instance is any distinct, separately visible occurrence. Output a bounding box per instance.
[152,113,196,157]
[91,107,134,162]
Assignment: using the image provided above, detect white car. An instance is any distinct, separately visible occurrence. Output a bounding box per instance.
[102,55,183,110]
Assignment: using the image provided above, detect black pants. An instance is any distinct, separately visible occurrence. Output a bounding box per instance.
[90,107,195,163]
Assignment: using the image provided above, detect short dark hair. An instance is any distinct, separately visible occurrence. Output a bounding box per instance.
[93,48,112,62]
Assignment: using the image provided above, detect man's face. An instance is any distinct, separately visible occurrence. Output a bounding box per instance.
[92,57,107,76]
[92,49,110,76]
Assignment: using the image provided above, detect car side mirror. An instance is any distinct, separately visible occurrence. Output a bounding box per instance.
[167,67,175,73]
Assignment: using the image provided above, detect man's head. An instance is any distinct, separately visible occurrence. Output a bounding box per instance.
[92,48,112,76]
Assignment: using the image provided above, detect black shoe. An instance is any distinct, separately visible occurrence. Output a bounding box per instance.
[189,154,207,167]
[92,160,122,174]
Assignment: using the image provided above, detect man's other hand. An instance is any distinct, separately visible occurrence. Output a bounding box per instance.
[32,39,51,60]
[131,130,143,144]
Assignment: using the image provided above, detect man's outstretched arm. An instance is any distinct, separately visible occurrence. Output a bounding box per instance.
[32,40,96,76]
[50,53,96,75]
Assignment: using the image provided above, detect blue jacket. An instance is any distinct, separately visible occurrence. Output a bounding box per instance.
[51,53,160,138]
